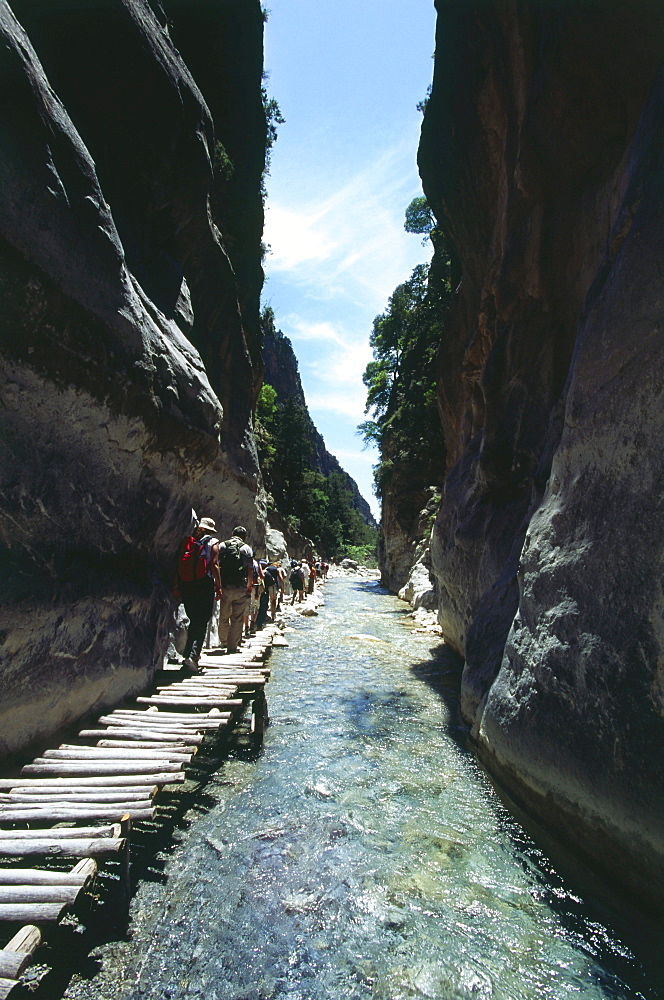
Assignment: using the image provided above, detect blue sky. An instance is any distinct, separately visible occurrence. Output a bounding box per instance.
[261,1,436,520]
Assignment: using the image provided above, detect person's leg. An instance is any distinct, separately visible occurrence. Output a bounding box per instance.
[182,580,213,664]
[227,589,246,652]
[217,590,232,649]
[256,591,269,627]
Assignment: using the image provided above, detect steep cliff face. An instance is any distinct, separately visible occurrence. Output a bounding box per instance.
[419,0,664,907]
[263,322,376,527]
[0,0,266,758]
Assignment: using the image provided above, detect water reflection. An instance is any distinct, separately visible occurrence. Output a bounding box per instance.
[64,577,661,1000]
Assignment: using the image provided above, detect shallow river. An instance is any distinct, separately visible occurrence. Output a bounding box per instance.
[64,577,660,1000]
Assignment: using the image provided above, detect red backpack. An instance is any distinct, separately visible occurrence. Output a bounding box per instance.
[178,535,210,582]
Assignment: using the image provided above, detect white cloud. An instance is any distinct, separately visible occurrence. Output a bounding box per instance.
[264,125,430,313]
[264,205,338,270]
[280,315,372,420]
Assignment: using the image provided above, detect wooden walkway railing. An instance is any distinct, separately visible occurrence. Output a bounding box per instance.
[0,623,285,997]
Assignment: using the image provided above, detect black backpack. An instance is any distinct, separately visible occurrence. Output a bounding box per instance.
[218,537,247,587]
[264,565,279,586]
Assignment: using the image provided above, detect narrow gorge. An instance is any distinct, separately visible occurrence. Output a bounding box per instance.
[0,0,662,958]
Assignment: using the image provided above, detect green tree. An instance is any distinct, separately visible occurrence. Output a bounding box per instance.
[360,244,451,500]
[404,196,435,244]
[255,383,277,474]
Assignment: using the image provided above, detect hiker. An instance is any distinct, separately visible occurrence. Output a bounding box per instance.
[276,563,286,609]
[244,558,263,638]
[217,526,254,653]
[263,560,282,621]
[307,560,316,595]
[175,516,221,672]
[255,559,270,628]
[290,561,304,603]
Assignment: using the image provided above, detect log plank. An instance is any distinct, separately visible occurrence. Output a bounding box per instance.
[0,775,182,788]
[1,790,155,803]
[79,728,204,744]
[0,924,41,979]
[0,869,93,886]
[103,710,232,721]
[21,762,182,777]
[0,903,66,923]
[0,826,120,839]
[0,838,125,858]
[0,823,122,844]
[0,807,154,824]
[136,697,243,708]
[95,740,199,753]
[97,715,229,729]
[43,748,194,764]
[0,886,81,906]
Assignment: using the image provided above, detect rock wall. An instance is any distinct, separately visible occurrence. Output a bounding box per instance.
[0,0,267,758]
[419,0,664,908]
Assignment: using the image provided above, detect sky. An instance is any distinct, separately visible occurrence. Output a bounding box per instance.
[261,1,437,521]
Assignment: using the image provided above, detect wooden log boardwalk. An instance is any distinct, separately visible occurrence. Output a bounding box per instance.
[0,621,287,997]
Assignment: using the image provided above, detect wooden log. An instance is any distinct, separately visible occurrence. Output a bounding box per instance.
[162,691,244,700]
[104,710,232,721]
[0,976,19,1000]
[21,761,182,777]
[0,807,154,824]
[43,748,194,764]
[156,682,237,690]
[2,790,155,803]
[0,903,66,923]
[0,885,81,905]
[188,670,265,687]
[0,869,93,886]
[0,923,41,980]
[95,740,199,753]
[96,714,229,729]
[0,838,124,858]
[0,801,153,817]
[79,728,203,744]
[0,826,120,839]
[0,774,182,789]
[136,697,243,708]
[156,680,238,688]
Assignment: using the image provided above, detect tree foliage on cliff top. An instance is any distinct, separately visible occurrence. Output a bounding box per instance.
[360,209,451,500]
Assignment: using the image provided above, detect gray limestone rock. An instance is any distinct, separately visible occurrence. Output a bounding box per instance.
[0,0,266,758]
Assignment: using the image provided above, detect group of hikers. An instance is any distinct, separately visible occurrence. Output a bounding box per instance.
[173,516,329,673]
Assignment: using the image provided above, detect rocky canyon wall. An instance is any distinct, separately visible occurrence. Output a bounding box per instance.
[419,0,664,908]
[0,0,267,758]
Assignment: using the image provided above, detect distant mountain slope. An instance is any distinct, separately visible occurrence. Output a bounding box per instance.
[262,315,376,527]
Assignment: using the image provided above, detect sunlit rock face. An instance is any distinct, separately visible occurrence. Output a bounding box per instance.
[0,0,267,758]
[419,0,664,906]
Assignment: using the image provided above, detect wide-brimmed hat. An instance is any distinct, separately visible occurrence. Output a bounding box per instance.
[198,517,216,532]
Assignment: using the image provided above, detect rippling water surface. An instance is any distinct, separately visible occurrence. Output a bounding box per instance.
[65,577,660,1000]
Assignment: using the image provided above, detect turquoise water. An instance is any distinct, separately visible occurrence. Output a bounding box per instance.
[63,577,660,1000]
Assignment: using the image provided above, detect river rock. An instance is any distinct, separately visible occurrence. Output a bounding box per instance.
[418,0,664,907]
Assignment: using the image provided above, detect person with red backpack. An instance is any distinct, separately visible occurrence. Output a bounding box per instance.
[175,516,221,672]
